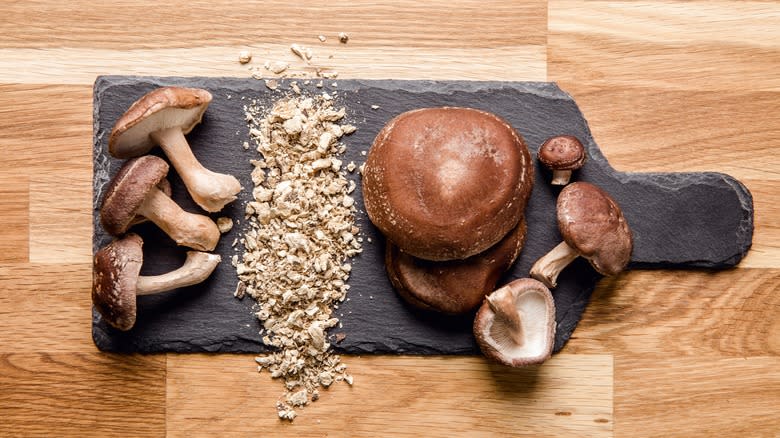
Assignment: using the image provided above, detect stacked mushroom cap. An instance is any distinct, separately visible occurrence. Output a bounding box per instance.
[362,107,534,314]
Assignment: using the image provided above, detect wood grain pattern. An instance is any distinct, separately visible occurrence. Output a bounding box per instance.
[166,354,613,437]
[0,0,778,436]
[0,353,165,437]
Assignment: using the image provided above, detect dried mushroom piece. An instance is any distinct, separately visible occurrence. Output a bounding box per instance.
[386,217,527,314]
[530,182,633,288]
[109,86,241,212]
[537,135,586,185]
[473,278,556,367]
[92,233,221,331]
[100,155,220,251]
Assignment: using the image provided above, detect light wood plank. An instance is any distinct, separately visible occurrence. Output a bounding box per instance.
[562,269,780,357]
[615,356,780,437]
[0,45,546,85]
[0,0,547,49]
[0,85,92,172]
[166,354,613,437]
[29,170,92,264]
[549,1,780,91]
[0,352,166,437]
[0,263,92,352]
[0,174,29,263]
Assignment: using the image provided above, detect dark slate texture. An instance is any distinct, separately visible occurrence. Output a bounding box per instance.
[92,76,754,354]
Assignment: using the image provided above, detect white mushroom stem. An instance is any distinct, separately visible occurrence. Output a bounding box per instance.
[151,127,242,212]
[551,169,572,186]
[136,186,221,251]
[529,241,580,289]
[486,292,524,347]
[136,252,221,295]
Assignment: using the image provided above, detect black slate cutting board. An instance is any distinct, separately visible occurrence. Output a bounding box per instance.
[92,76,754,354]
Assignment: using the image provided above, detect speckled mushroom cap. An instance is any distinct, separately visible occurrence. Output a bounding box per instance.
[473,278,556,367]
[537,135,586,171]
[109,86,212,159]
[558,182,633,275]
[386,216,527,314]
[100,155,169,236]
[92,233,144,331]
[362,107,534,261]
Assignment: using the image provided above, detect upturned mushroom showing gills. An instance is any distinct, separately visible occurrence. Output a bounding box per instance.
[538,135,586,185]
[362,107,534,261]
[473,278,556,367]
[108,86,241,212]
[92,233,221,331]
[530,182,633,288]
[385,217,527,314]
[100,155,221,251]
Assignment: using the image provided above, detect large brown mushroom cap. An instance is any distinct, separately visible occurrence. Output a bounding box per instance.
[92,233,143,331]
[100,155,169,236]
[386,217,527,314]
[108,87,212,159]
[558,182,633,275]
[473,278,556,367]
[363,107,534,261]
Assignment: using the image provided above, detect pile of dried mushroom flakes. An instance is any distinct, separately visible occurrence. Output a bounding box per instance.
[234,90,361,420]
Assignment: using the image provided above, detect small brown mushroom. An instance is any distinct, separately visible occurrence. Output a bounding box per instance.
[538,135,586,185]
[92,233,221,331]
[473,278,556,367]
[362,107,534,261]
[100,155,221,251]
[108,86,241,212]
[530,182,633,288]
[385,217,527,314]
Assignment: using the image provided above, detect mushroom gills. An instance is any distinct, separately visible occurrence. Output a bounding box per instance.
[486,290,551,359]
[118,107,203,158]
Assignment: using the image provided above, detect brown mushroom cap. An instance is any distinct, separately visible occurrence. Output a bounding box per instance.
[92,233,143,331]
[362,107,534,261]
[558,182,633,275]
[108,87,212,159]
[473,278,556,367]
[538,135,586,171]
[386,217,527,314]
[100,155,169,236]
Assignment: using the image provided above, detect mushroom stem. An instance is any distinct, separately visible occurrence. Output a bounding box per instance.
[151,127,241,212]
[529,240,580,288]
[136,251,221,295]
[551,169,572,186]
[136,186,220,251]
[486,292,524,347]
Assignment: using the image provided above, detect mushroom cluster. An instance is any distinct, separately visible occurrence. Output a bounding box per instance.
[93,86,237,331]
[362,107,561,367]
[362,107,534,317]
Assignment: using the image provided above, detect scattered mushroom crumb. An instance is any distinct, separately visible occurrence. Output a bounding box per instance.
[217,217,234,233]
[370,105,380,110]
[338,32,349,43]
[265,79,279,90]
[239,50,253,64]
[268,61,290,74]
[318,35,327,42]
[290,43,310,63]
[240,93,360,421]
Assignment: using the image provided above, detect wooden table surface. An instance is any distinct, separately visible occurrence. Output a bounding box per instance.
[1,1,778,436]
